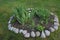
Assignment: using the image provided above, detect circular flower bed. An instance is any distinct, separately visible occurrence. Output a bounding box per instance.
[8,8,59,38]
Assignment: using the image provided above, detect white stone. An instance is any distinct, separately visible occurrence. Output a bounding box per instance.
[8,24,11,27]
[51,13,54,15]
[41,31,46,38]
[49,27,55,32]
[53,25,58,30]
[8,20,11,24]
[8,15,14,24]
[22,30,27,35]
[54,15,59,26]
[8,19,11,24]
[8,26,11,30]
[54,15,59,22]
[45,30,50,36]
[31,31,35,37]
[54,22,59,26]
[27,8,31,10]
[12,27,16,31]
[13,28,19,33]
[10,27,14,31]
[36,31,40,37]
[54,18,58,22]
[19,29,23,33]
[15,28,19,33]
[24,33,30,38]
[29,11,31,12]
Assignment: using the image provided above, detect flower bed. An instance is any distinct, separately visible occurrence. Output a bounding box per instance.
[8,8,59,38]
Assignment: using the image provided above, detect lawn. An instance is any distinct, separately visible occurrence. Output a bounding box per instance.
[0,0,60,40]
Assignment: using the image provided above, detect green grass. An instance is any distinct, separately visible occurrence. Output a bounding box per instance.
[0,0,60,40]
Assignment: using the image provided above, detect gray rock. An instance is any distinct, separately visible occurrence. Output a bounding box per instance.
[54,15,59,22]
[8,26,11,30]
[8,24,12,30]
[49,27,55,32]
[51,13,54,15]
[13,28,19,33]
[53,25,58,30]
[8,16,13,24]
[54,22,59,26]
[22,30,27,35]
[10,27,14,31]
[45,30,50,36]
[27,8,31,10]
[12,27,16,31]
[41,31,46,38]
[15,28,19,33]
[8,20,11,24]
[29,11,31,13]
[8,24,11,27]
[31,31,35,37]
[36,31,40,37]
[24,33,30,38]
[54,15,59,26]
[8,15,15,23]
[19,29,23,33]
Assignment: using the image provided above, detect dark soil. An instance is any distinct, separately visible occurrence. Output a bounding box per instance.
[12,15,55,31]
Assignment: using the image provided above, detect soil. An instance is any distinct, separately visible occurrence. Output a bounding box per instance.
[12,14,55,31]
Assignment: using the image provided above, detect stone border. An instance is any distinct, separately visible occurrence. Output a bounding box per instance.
[8,9,59,38]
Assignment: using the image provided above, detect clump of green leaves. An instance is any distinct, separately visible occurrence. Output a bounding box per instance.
[36,24,45,31]
[36,8,50,18]
[13,7,35,25]
[35,8,50,24]
[13,7,25,25]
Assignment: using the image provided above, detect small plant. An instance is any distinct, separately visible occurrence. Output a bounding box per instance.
[13,7,35,26]
[36,24,45,31]
[13,7,25,25]
[35,8,50,24]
